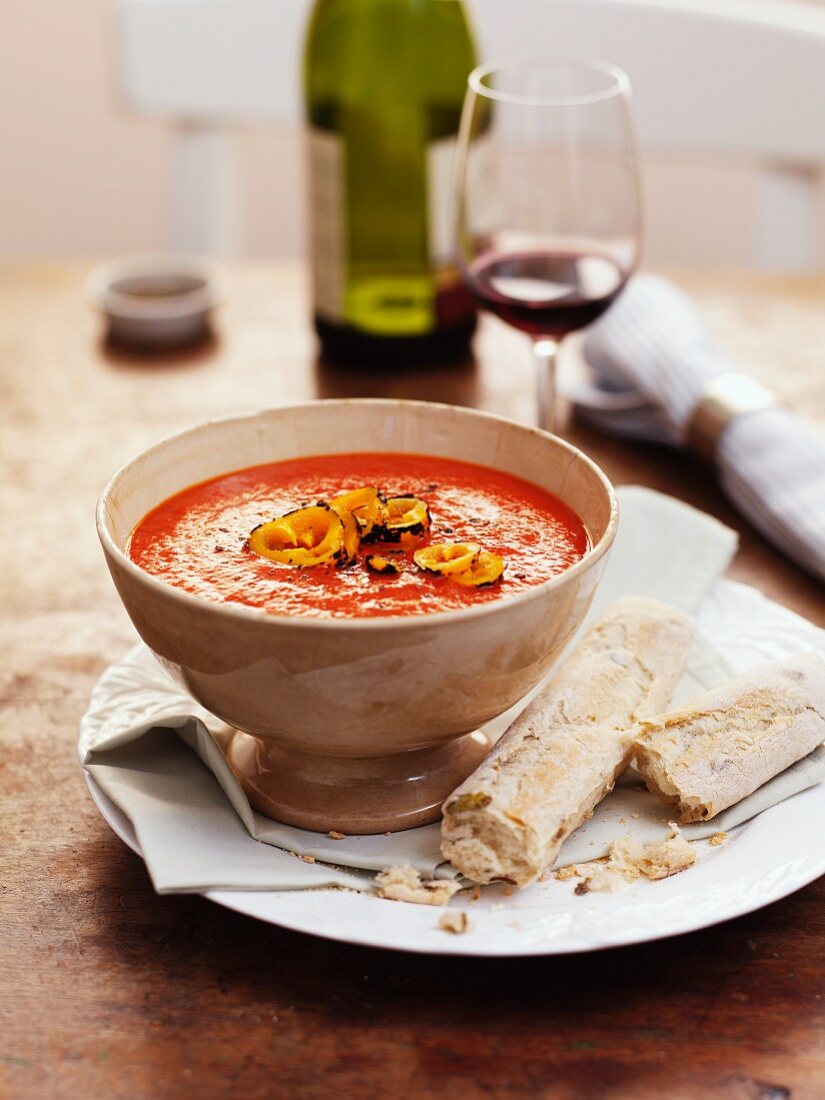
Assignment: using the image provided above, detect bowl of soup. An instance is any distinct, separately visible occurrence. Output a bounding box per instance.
[98,399,618,833]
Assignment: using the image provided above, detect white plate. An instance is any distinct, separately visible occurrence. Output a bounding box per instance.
[84,561,825,956]
[86,760,825,957]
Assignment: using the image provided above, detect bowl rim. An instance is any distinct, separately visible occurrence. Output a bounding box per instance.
[84,252,229,319]
[97,398,619,632]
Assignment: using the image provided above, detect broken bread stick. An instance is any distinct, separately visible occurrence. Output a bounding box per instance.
[634,652,825,822]
[440,596,694,886]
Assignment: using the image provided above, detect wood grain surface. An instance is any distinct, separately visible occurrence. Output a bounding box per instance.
[1,263,823,1100]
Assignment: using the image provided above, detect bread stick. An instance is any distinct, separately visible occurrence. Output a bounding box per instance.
[634,652,825,822]
[440,597,694,885]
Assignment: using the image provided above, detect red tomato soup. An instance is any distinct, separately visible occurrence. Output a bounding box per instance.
[128,453,589,619]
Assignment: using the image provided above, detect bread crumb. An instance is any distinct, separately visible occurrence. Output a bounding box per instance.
[300,854,316,864]
[470,884,481,903]
[572,826,697,894]
[618,817,626,825]
[438,911,470,935]
[328,830,346,840]
[631,813,641,819]
[502,886,513,897]
[554,866,578,882]
[375,865,462,906]
[384,831,393,837]
[709,832,728,846]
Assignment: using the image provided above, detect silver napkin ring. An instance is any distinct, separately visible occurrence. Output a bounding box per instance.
[687,373,777,463]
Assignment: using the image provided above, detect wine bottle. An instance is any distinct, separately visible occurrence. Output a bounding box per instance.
[304,0,477,367]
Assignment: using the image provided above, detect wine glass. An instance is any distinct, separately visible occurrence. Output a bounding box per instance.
[453,57,642,433]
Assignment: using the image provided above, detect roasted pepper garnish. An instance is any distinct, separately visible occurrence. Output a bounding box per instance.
[248,504,345,566]
[330,486,387,540]
[414,542,504,588]
[328,501,360,564]
[413,542,481,575]
[451,550,505,588]
[367,495,430,545]
[365,555,400,575]
[250,488,507,586]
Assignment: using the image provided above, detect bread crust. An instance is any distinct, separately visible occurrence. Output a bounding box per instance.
[440,597,694,885]
[634,652,825,822]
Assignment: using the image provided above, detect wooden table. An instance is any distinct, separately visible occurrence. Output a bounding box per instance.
[2,263,823,1100]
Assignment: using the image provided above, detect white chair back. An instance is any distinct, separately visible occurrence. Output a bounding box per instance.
[118,0,825,266]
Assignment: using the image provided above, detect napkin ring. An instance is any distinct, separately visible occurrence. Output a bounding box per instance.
[687,373,777,463]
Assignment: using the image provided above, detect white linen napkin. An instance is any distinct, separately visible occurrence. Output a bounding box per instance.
[79,487,824,894]
[578,275,825,584]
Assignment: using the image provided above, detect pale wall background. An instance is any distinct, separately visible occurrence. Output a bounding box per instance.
[1,0,822,264]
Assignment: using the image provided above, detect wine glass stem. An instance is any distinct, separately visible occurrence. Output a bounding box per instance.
[533,337,560,434]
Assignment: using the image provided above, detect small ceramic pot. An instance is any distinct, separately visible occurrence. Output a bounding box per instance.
[84,253,228,349]
[97,400,618,833]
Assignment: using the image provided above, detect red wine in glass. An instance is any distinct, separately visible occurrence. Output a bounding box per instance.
[453,58,641,432]
[466,250,628,338]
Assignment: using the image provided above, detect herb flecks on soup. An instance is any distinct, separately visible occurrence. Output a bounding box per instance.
[128,453,589,619]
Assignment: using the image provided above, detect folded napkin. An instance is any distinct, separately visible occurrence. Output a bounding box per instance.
[79,488,825,895]
[578,275,825,584]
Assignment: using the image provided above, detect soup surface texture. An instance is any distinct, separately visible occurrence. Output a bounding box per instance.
[129,453,589,618]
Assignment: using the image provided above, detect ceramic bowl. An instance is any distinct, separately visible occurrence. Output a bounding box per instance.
[97,400,618,833]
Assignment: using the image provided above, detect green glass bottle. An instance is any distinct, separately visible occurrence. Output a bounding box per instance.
[304,0,477,367]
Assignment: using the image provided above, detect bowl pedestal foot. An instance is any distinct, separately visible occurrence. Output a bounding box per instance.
[224,729,490,835]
